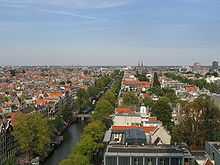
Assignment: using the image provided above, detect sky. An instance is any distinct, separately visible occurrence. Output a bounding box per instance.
[0,0,220,66]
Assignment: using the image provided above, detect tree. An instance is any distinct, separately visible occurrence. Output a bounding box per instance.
[87,86,98,97]
[5,158,16,165]
[152,97,173,131]
[165,72,220,94]
[60,154,90,165]
[95,76,111,91]
[92,99,114,120]
[49,115,65,133]
[72,121,106,164]
[112,80,122,95]
[148,87,163,96]
[13,113,51,160]
[61,105,73,122]
[77,89,89,100]
[153,72,161,88]
[75,89,91,112]
[136,72,149,81]
[172,95,220,148]
[83,120,106,142]
[102,91,117,106]
[162,88,178,104]
[144,98,154,108]
[122,92,139,106]
[59,73,123,165]
[3,96,10,102]
[75,135,99,157]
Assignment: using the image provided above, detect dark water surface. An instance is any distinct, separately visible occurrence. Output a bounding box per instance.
[43,123,84,165]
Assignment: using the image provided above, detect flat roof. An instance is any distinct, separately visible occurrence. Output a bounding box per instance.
[105,144,192,158]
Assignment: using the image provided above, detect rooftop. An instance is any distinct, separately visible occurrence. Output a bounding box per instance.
[105,144,193,158]
[112,126,158,134]
[208,141,220,153]
[115,107,135,114]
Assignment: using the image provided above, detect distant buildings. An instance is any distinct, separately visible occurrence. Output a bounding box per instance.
[104,65,220,165]
[192,62,202,73]
[121,71,151,93]
[0,66,100,115]
[0,66,113,164]
[211,61,219,71]
[206,76,220,83]
[136,60,148,75]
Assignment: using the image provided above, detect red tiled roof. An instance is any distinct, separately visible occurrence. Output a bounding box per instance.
[123,80,151,89]
[185,85,198,93]
[143,126,159,134]
[204,160,214,165]
[139,81,151,88]
[123,80,138,86]
[35,99,49,106]
[148,117,159,122]
[48,92,63,98]
[7,112,21,126]
[0,83,16,89]
[115,108,135,114]
[112,126,158,134]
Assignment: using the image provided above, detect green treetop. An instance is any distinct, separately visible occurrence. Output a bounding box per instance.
[122,92,139,106]
[13,112,51,160]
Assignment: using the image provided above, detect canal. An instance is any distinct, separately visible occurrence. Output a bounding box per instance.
[43,122,85,165]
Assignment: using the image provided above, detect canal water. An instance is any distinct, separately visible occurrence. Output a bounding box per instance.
[43,122,85,165]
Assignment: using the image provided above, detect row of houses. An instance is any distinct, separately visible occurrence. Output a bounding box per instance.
[0,116,16,165]
[103,107,194,163]
[0,66,102,165]
[0,67,99,114]
[102,69,219,165]
[110,106,171,145]
[103,70,194,165]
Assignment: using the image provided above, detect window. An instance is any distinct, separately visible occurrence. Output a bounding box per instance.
[119,156,130,165]
[145,158,156,165]
[171,158,182,165]
[158,158,169,165]
[106,156,117,165]
[132,157,143,165]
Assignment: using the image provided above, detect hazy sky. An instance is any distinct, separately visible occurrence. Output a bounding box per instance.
[0,0,220,66]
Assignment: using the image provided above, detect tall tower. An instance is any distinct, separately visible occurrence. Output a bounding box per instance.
[212,61,219,71]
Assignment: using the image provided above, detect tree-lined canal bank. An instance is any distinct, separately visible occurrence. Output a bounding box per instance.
[43,122,85,165]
